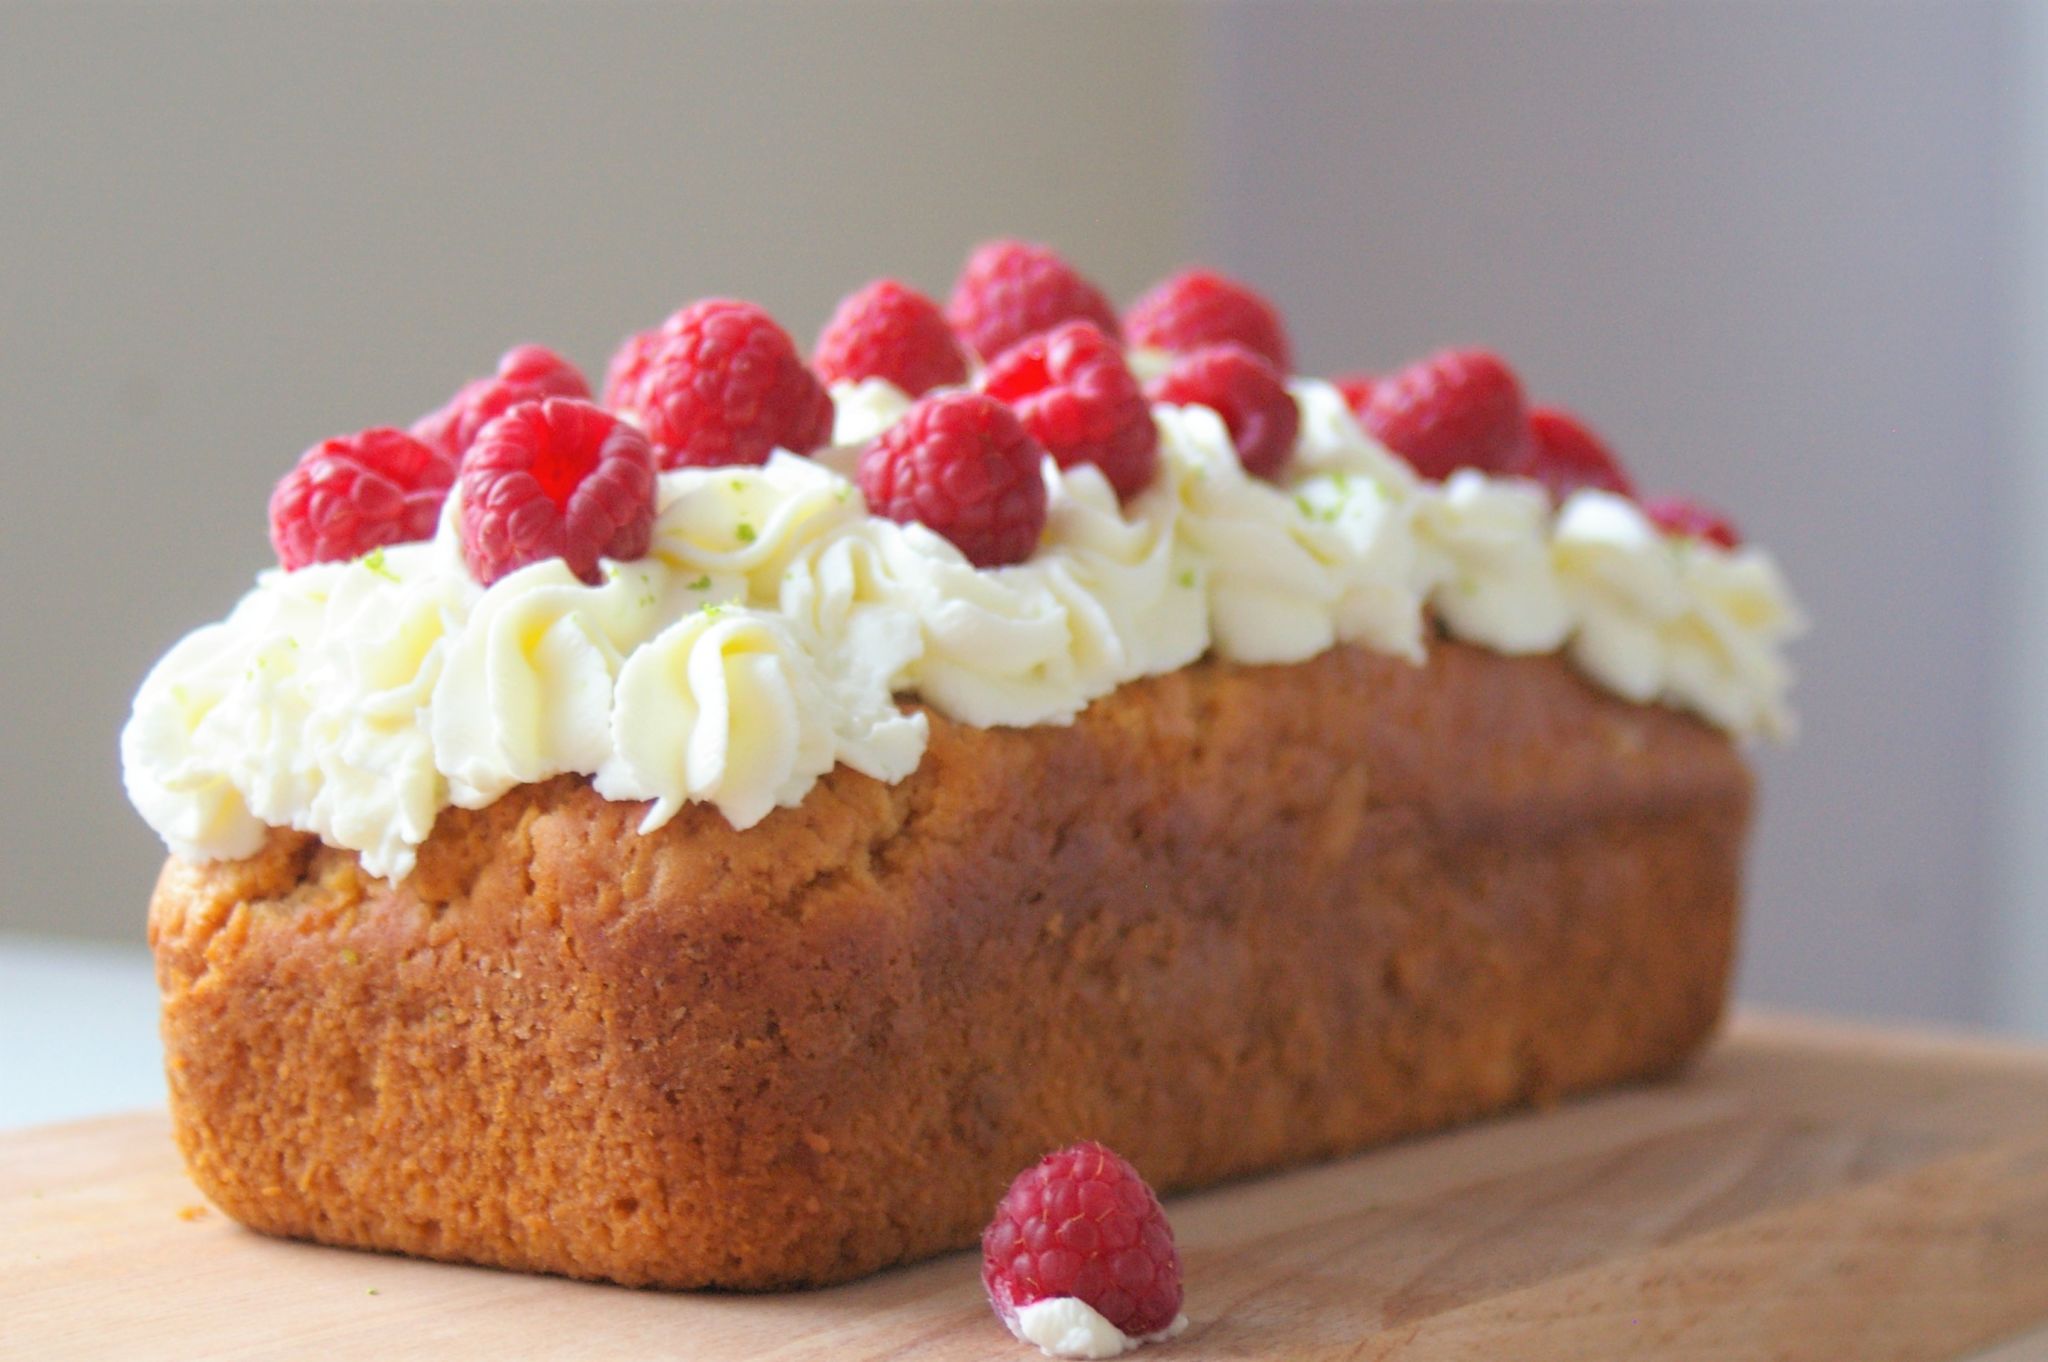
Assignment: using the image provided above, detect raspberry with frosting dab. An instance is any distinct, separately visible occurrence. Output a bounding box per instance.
[983,1140,1187,1359]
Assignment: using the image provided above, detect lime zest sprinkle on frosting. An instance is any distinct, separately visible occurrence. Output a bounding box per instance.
[361,547,398,582]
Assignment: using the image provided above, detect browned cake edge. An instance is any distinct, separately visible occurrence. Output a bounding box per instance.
[148,639,1751,1289]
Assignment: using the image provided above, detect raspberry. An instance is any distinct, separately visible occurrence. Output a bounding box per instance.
[1643,495,1742,549]
[813,278,969,397]
[946,239,1121,362]
[1333,372,1377,415]
[602,323,665,411]
[982,1141,1183,1343]
[605,300,832,469]
[457,397,657,586]
[411,344,590,463]
[1124,267,1293,373]
[1509,406,1637,502]
[1147,343,1300,481]
[268,427,454,570]
[1359,347,1529,481]
[982,321,1159,500]
[858,391,1048,567]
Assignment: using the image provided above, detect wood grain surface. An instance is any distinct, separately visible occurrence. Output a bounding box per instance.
[8,1015,2048,1361]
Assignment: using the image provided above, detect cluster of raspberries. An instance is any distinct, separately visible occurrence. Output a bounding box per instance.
[267,240,1738,584]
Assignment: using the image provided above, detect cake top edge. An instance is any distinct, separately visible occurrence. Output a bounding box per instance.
[121,242,1803,883]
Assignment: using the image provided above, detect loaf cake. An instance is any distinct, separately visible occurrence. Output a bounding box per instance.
[125,242,1800,1291]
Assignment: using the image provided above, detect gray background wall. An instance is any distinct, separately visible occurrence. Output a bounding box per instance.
[1204,2,2009,1026]
[4,1,2038,1034]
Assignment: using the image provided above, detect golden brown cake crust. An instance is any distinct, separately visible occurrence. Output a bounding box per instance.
[149,640,1751,1289]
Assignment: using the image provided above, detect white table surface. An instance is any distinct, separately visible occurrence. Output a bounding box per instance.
[0,932,165,1130]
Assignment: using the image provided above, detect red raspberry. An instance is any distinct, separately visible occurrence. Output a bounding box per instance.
[982,321,1159,501]
[457,397,657,586]
[813,278,969,397]
[1509,406,1637,502]
[602,323,665,411]
[268,427,454,570]
[858,391,1048,567]
[946,239,1121,362]
[1643,495,1742,549]
[605,299,832,469]
[411,344,590,463]
[1333,372,1377,415]
[1124,267,1293,373]
[982,1141,1183,1343]
[1147,343,1300,481]
[1359,347,1529,481]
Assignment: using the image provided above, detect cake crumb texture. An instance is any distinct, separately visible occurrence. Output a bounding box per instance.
[149,640,1750,1289]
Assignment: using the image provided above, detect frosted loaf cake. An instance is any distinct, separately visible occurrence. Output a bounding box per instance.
[127,243,1799,1287]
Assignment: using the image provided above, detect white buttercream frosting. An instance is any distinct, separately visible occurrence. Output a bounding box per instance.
[827,376,914,448]
[123,373,1803,881]
[1009,1297,1189,1359]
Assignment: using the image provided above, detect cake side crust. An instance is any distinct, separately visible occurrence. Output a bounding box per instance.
[150,640,1750,1289]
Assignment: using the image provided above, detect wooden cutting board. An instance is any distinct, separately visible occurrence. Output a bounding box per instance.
[8,1014,2048,1361]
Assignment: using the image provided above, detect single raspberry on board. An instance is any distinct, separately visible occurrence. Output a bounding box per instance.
[411,344,590,463]
[857,390,1048,567]
[982,1140,1184,1343]
[268,427,454,570]
[946,239,1121,362]
[1358,347,1529,481]
[1644,494,1742,549]
[813,278,970,397]
[1148,342,1300,482]
[1124,266,1293,373]
[605,299,832,469]
[1508,406,1637,502]
[457,397,657,585]
[982,321,1159,501]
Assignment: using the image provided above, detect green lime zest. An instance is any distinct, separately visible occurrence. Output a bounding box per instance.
[361,547,399,582]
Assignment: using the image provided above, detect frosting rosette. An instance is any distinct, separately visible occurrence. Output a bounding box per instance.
[1552,489,1802,736]
[595,605,925,832]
